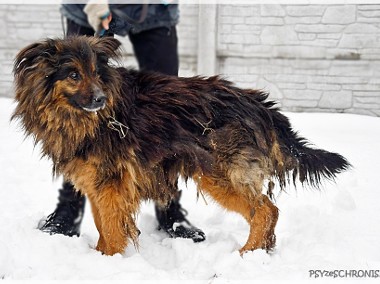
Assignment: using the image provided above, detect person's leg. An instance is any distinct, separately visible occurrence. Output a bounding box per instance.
[38,19,91,236]
[154,189,206,242]
[129,26,179,76]
[130,26,205,242]
[38,181,85,236]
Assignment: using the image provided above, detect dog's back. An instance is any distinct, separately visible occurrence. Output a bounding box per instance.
[116,68,349,192]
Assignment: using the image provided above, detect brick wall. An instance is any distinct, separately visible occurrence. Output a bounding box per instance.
[1,4,379,116]
[217,4,380,116]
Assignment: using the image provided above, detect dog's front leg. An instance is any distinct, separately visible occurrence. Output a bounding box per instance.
[87,184,139,256]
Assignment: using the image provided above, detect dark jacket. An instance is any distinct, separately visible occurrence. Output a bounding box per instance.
[60,4,179,36]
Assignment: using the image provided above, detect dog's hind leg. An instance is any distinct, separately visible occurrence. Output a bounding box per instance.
[262,194,279,251]
[240,194,279,254]
[198,175,278,255]
[87,184,140,256]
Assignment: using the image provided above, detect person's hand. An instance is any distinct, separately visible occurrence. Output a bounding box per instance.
[84,0,112,32]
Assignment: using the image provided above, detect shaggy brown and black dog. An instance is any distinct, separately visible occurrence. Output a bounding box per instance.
[12,36,350,256]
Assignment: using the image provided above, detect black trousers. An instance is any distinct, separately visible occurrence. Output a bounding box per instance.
[66,19,179,76]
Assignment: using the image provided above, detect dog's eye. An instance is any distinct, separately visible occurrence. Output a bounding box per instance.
[69,72,80,81]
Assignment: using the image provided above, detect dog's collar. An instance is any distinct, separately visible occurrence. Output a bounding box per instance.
[107,116,129,139]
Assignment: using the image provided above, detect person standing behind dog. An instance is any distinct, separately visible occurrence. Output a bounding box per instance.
[39,0,206,243]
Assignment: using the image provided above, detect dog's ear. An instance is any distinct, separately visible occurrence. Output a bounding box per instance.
[91,37,122,61]
[14,39,57,79]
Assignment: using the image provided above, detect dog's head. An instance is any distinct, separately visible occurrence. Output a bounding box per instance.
[13,36,122,113]
[12,36,124,163]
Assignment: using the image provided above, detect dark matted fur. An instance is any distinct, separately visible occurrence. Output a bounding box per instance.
[12,36,350,256]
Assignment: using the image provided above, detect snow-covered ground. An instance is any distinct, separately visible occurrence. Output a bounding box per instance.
[0,97,379,283]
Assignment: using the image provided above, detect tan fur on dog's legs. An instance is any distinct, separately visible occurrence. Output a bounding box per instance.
[87,185,139,256]
[198,176,278,254]
[239,195,279,254]
[87,198,106,251]
[261,195,279,251]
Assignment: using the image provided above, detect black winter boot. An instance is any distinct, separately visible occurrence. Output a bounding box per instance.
[38,181,85,237]
[155,191,206,242]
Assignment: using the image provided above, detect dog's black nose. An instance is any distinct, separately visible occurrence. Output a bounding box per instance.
[90,87,107,109]
[93,93,106,105]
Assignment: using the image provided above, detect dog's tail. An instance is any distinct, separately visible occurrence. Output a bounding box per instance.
[272,111,351,188]
[289,140,351,187]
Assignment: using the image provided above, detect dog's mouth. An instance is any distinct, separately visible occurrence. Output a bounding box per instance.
[83,104,106,113]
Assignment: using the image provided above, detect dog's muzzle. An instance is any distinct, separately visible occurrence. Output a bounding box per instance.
[83,88,107,112]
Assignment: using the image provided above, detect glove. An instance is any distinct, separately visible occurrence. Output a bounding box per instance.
[84,0,111,32]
